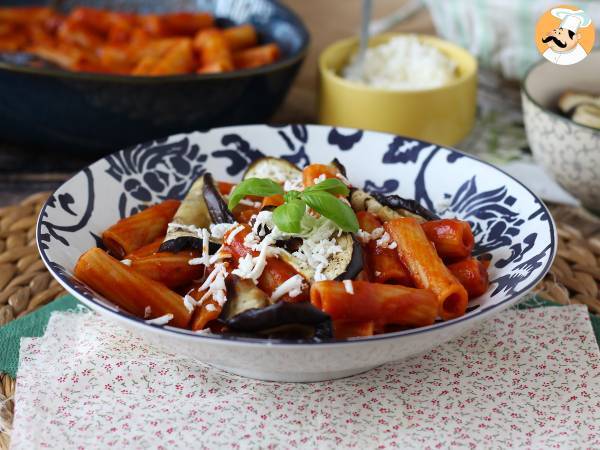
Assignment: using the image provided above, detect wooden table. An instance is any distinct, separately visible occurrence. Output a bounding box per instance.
[0,1,434,207]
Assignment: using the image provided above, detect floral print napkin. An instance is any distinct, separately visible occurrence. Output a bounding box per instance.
[11,305,600,449]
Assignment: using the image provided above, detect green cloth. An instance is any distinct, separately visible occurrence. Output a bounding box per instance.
[0,296,84,378]
[0,295,598,379]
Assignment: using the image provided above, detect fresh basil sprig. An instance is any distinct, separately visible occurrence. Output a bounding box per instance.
[227,178,283,210]
[227,177,358,233]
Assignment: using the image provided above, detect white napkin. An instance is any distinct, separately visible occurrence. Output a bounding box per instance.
[12,306,600,449]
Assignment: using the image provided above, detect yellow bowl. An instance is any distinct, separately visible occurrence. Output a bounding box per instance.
[318,33,478,147]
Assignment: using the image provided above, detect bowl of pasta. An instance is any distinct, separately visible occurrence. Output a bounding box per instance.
[37,124,556,382]
[0,1,308,152]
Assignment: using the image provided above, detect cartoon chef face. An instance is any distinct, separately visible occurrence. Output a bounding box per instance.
[542,26,581,53]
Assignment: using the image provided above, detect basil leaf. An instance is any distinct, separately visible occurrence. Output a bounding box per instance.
[228,178,283,210]
[272,199,306,233]
[304,178,349,197]
[301,191,358,232]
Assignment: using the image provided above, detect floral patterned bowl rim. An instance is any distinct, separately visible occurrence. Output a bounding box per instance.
[36,124,557,346]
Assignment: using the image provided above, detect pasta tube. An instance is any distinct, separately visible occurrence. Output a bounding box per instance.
[123,237,163,260]
[74,248,192,328]
[223,24,257,51]
[302,163,340,188]
[128,251,204,288]
[448,258,489,299]
[232,43,280,69]
[357,211,411,285]
[421,219,474,261]
[311,281,438,327]
[385,218,468,320]
[101,199,180,259]
[194,28,233,72]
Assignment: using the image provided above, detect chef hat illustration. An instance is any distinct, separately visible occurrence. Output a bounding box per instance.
[551,8,592,33]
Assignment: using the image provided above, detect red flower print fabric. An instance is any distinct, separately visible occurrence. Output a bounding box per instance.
[11,306,600,449]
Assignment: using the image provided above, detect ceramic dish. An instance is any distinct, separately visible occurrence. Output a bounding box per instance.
[318,33,477,147]
[0,0,308,152]
[522,50,600,212]
[37,124,556,382]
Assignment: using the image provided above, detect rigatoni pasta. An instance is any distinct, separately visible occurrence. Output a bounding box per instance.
[384,218,468,320]
[0,6,281,75]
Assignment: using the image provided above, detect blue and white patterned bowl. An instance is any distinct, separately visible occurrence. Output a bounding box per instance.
[37,124,556,382]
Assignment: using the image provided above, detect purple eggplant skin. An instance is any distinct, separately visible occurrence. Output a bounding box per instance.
[225,301,333,340]
[330,158,347,177]
[371,192,439,221]
[159,236,220,253]
[334,235,363,281]
[202,173,236,224]
[159,173,233,253]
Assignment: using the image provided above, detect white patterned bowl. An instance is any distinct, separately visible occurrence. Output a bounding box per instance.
[522,51,600,211]
[37,125,556,382]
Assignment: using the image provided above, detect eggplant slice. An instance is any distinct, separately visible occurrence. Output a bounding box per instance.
[279,233,363,282]
[371,192,439,221]
[225,301,333,340]
[222,275,270,320]
[243,157,302,182]
[159,173,234,252]
[330,158,348,177]
[350,188,438,223]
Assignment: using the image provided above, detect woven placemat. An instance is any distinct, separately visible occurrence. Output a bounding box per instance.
[0,193,599,448]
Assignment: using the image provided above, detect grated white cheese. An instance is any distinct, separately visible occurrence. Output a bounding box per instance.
[167,222,203,236]
[232,253,254,279]
[225,224,245,244]
[145,314,173,325]
[356,229,371,244]
[376,231,391,248]
[283,177,304,192]
[197,263,228,307]
[238,198,262,208]
[375,270,382,277]
[144,306,152,318]
[342,35,457,90]
[343,279,354,294]
[233,233,279,283]
[313,174,327,185]
[182,294,197,313]
[291,218,343,281]
[208,248,233,265]
[120,259,132,266]
[252,210,275,237]
[270,274,305,302]
[210,222,238,241]
[188,228,211,266]
[356,227,386,245]
[205,303,217,312]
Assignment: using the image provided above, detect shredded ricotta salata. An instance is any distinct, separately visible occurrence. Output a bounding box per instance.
[120,259,132,266]
[356,227,396,249]
[145,314,173,325]
[343,279,354,294]
[270,274,305,301]
[209,222,239,240]
[182,294,197,313]
[197,263,228,306]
